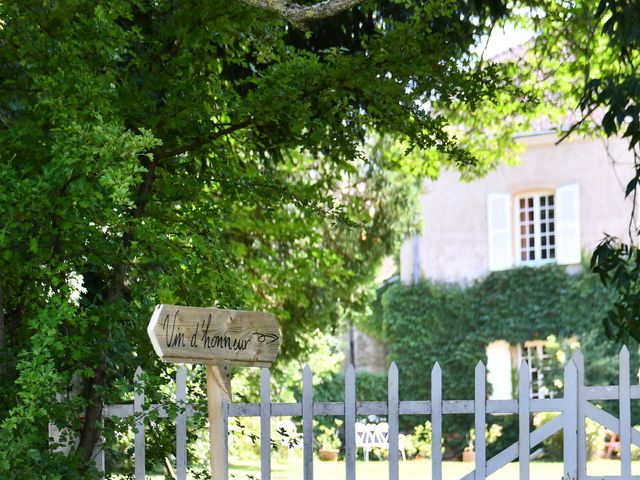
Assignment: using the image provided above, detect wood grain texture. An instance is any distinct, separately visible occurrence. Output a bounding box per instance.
[207,365,230,480]
[148,304,280,367]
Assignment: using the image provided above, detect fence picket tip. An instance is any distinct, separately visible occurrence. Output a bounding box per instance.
[620,344,630,357]
[475,360,485,372]
[388,361,398,375]
[571,348,584,363]
[302,363,312,375]
[432,362,441,374]
[563,358,577,373]
[345,363,355,376]
[519,360,529,377]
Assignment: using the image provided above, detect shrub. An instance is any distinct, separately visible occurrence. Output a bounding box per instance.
[533,412,605,461]
[402,421,433,459]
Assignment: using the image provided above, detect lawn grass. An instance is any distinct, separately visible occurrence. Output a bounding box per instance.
[226,457,638,480]
[112,457,639,479]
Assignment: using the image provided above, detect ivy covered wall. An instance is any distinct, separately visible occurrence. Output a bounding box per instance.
[372,265,632,394]
[356,265,639,456]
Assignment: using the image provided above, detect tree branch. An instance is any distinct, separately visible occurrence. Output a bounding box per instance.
[77,359,107,465]
[555,104,598,145]
[154,121,251,161]
[238,0,364,27]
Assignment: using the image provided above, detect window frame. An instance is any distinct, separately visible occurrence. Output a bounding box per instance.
[513,190,557,267]
[518,340,554,399]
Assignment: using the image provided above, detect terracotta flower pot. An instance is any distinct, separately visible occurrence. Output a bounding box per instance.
[319,448,340,461]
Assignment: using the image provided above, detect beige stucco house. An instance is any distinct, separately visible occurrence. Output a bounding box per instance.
[400,132,635,284]
[399,130,635,399]
[349,129,636,399]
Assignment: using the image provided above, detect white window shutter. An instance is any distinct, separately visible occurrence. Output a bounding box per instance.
[487,193,513,271]
[411,234,421,283]
[399,239,413,284]
[555,183,581,265]
[486,340,513,400]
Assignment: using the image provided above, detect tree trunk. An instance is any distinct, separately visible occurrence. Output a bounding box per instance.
[76,155,159,466]
[78,359,107,465]
[238,0,365,27]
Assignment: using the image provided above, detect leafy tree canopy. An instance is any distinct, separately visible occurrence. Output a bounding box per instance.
[0,0,531,476]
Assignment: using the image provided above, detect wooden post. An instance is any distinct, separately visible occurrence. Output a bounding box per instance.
[147,305,280,480]
[207,364,231,480]
[176,367,187,480]
[260,368,272,480]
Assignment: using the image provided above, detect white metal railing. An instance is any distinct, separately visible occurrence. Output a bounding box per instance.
[99,347,640,480]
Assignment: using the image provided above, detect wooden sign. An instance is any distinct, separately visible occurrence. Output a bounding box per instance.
[147,304,281,368]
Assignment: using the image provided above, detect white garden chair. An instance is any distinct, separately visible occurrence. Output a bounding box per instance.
[355,421,406,461]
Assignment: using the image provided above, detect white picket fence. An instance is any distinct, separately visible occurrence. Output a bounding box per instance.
[100,347,640,480]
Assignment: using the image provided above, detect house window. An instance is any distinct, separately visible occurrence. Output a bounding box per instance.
[521,341,554,399]
[487,184,579,271]
[516,193,556,265]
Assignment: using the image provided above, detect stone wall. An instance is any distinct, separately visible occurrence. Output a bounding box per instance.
[343,327,388,373]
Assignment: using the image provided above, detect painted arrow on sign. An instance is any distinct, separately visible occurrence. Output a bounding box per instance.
[147,304,281,367]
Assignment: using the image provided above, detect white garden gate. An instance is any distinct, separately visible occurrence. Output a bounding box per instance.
[100,347,640,480]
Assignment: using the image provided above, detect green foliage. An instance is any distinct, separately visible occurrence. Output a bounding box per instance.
[374,265,635,456]
[381,280,482,400]
[534,413,606,461]
[591,237,640,343]
[0,0,546,475]
[317,421,342,450]
[312,370,388,403]
[402,421,433,459]
[225,416,303,463]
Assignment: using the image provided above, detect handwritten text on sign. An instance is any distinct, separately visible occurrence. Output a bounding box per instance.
[147,305,281,367]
